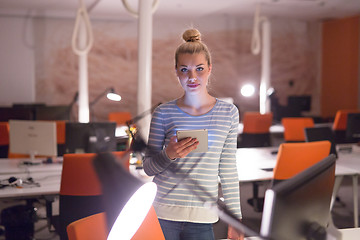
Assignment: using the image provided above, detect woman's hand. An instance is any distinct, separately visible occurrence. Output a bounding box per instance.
[228,226,244,240]
[165,136,199,160]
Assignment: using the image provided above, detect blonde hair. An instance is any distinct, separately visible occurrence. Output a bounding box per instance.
[175,28,211,68]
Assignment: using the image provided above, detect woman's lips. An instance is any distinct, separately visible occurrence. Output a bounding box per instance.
[187,84,199,88]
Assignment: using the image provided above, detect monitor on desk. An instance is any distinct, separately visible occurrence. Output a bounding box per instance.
[260,154,336,240]
[346,113,360,143]
[65,122,117,154]
[9,120,58,160]
[304,126,338,158]
[288,95,311,112]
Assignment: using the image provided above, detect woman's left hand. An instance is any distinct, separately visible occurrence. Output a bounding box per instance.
[228,226,244,240]
[165,136,199,159]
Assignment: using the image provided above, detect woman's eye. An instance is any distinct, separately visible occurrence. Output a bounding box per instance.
[196,67,204,71]
[180,68,188,72]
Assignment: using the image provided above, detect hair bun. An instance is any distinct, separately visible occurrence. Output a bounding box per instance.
[182,29,201,42]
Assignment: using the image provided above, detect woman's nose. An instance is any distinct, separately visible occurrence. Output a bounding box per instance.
[188,71,196,81]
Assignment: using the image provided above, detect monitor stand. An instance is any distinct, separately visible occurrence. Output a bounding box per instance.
[29,150,37,162]
[326,217,342,240]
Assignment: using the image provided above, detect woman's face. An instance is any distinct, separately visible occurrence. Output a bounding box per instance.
[175,53,212,95]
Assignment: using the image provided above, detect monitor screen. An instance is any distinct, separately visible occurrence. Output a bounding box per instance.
[346,113,360,143]
[260,154,336,240]
[304,126,337,158]
[9,120,58,159]
[65,122,117,154]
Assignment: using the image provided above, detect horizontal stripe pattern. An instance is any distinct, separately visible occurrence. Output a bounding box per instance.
[143,99,242,222]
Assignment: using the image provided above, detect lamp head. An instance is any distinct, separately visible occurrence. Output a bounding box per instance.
[107,88,121,102]
[93,152,157,240]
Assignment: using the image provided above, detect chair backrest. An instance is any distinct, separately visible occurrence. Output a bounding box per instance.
[332,109,360,131]
[108,112,132,126]
[0,122,9,146]
[131,206,165,240]
[281,117,314,142]
[243,112,273,134]
[67,206,165,240]
[56,120,66,145]
[0,122,9,158]
[273,141,331,180]
[67,212,108,240]
[59,151,129,240]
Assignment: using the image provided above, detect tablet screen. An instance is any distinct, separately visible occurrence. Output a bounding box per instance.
[176,129,208,153]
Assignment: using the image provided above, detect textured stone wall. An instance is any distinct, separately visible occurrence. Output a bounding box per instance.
[34,17,320,121]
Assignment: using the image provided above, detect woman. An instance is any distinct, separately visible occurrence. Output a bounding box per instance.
[143,28,242,239]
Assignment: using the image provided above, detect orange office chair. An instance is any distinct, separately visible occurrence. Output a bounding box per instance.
[56,120,66,156]
[238,112,273,148]
[55,151,130,240]
[67,206,164,240]
[108,112,132,126]
[131,206,165,240]
[108,112,134,150]
[281,117,314,142]
[248,140,331,212]
[273,140,331,181]
[332,109,360,144]
[67,212,108,240]
[239,113,274,211]
[0,122,9,158]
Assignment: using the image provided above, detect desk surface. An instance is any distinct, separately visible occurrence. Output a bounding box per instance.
[0,171,61,198]
[236,144,360,182]
[0,158,63,175]
[0,158,62,199]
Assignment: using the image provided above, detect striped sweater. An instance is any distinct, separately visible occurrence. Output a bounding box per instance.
[143,99,241,223]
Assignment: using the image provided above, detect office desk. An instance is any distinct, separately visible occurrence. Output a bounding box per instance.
[0,158,63,175]
[0,171,61,199]
[0,158,63,233]
[0,158,62,214]
[236,145,360,227]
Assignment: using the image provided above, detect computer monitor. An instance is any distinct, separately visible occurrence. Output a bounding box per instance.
[9,120,58,160]
[65,122,117,154]
[260,154,336,240]
[288,95,311,112]
[346,113,360,143]
[304,126,338,158]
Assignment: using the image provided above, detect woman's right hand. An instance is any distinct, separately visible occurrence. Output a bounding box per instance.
[165,136,199,160]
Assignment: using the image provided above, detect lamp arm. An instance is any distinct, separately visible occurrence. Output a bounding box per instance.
[125,102,161,145]
[89,87,113,107]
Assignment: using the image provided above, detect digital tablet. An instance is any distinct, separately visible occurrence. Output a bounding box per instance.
[176,129,208,153]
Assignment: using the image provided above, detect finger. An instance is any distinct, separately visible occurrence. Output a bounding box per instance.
[178,140,199,157]
[178,137,197,147]
[170,135,177,143]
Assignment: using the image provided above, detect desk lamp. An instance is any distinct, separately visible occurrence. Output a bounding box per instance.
[93,149,156,240]
[90,87,121,107]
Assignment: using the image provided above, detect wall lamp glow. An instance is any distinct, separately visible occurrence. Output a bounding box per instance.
[241,84,256,97]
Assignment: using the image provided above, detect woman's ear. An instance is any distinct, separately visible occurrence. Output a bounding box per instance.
[208,64,212,73]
